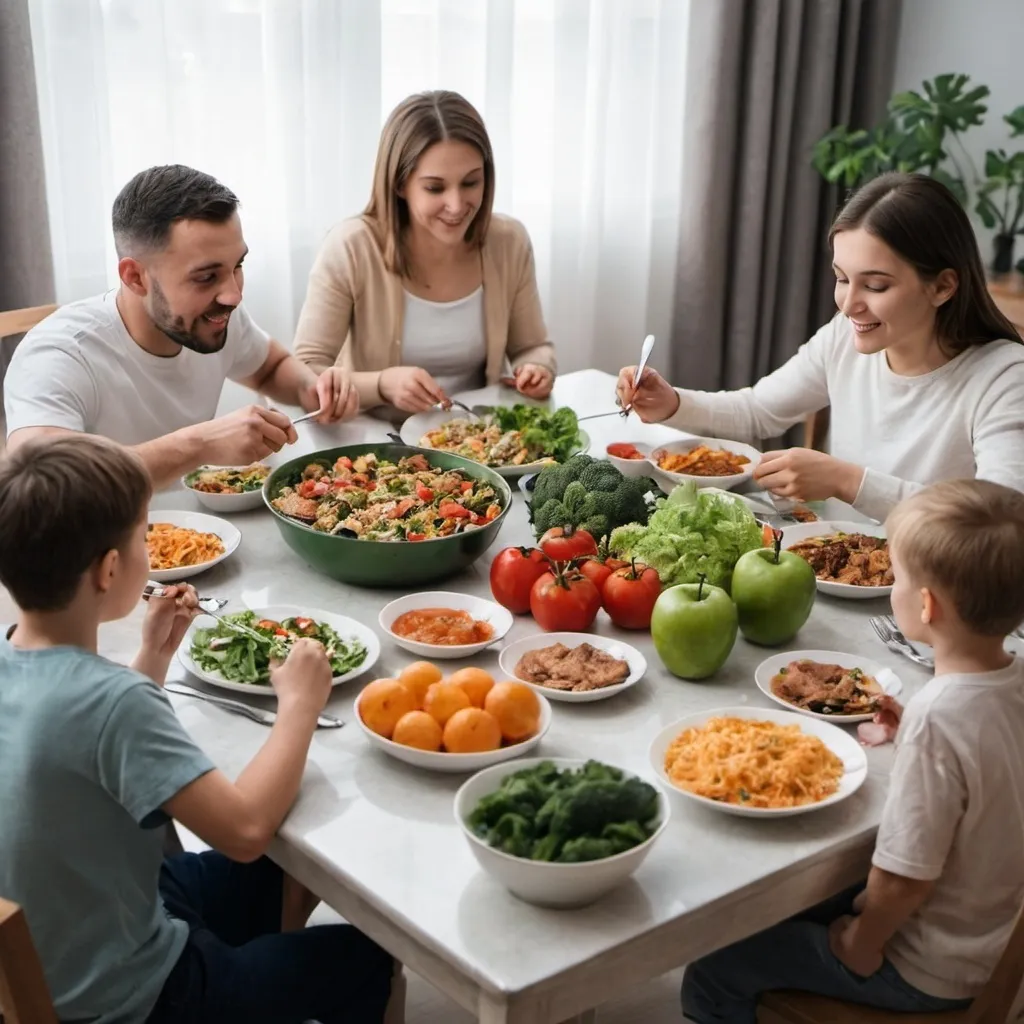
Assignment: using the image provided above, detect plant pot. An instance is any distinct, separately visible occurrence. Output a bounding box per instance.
[992,233,1016,276]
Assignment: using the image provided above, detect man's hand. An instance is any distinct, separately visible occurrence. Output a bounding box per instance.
[196,405,297,466]
[828,915,884,977]
[513,363,554,399]
[304,367,359,424]
[378,366,449,412]
[754,448,864,504]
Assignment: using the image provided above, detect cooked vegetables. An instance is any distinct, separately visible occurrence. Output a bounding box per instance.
[528,454,660,540]
[467,760,661,862]
[609,481,763,590]
[185,463,270,494]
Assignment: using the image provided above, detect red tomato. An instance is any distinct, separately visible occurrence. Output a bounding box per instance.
[334,456,353,471]
[297,479,316,498]
[387,498,416,520]
[538,527,598,562]
[406,532,427,542]
[438,502,471,519]
[256,619,281,631]
[489,546,550,614]
[601,560,661,630]
[579,557,613,591]
[416,484,435,502]
[460,481,475,492]
[530,568,602,632]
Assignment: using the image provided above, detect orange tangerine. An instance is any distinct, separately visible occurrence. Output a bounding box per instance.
[392,710,444,752]
[446,667,495,708]
[443,708,502,753]
[484,681,541,742]
[398,661,443,707]
[358,678,417,739]
[422,681,472,727]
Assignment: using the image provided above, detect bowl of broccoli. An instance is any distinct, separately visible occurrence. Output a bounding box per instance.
[455,758,669,908]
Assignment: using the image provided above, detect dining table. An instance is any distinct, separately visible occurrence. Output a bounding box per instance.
[5,369,929,1024]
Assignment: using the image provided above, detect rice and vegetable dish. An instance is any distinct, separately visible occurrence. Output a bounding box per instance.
[185,463,270,494]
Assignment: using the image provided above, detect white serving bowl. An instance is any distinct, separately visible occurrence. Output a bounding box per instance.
[603,441,656,479]
[355,689,552,774]
[177,604,381,696]
[754,650,903,724]
[648,706,867,819]
[147,509,241,582]
[498,631,647,703]
[455,757,670,908]
[648,436,761,492]
[182,463,273,512]
[781,521,892,600]
[378,591,513,659]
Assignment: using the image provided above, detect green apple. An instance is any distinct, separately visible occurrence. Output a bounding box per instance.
[651,576,738,680]
[731,534,816,646]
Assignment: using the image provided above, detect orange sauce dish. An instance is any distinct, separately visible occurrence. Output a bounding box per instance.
[391,608,495,646]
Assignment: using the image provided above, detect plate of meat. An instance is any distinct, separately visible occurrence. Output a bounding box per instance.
[755,651,902,723]
[782,521,893,599]
[498,633,646,703]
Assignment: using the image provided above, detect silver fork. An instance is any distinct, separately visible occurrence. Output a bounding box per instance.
[870,616,935,670]
[165,681,344,729]
[883,613,1024,645]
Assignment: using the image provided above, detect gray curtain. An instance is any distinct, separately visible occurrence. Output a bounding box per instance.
[0,0,54,389]
[671,0,902,405]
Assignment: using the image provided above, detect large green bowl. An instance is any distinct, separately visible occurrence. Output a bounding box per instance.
[263,443,513,587]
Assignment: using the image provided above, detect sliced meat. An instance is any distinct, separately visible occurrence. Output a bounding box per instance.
[272,492,319,521]
[515,642,629,691]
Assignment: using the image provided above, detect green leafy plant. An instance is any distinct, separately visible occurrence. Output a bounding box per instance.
[975,107,1024,272]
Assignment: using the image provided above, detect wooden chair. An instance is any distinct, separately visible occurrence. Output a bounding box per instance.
[0,304,57,339]
[758,902,1024,1023]
[0,897,57,1024]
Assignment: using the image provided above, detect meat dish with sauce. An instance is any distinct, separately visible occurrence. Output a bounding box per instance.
[787,532,893,586]
[771,659,881,716]
[515,642,630,692]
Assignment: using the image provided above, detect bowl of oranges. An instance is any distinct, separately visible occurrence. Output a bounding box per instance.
[355,661,552,773]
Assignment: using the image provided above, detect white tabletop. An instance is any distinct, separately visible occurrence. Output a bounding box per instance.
[20,370,925,1023]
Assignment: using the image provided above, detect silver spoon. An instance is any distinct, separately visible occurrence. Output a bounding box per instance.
[620,334,656,417]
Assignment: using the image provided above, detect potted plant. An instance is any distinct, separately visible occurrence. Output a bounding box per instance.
[974,107,1024,276]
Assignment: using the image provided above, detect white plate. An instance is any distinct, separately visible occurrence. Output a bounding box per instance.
[177,604,381,695]
[182,464,273,512]
[754,650,903,723]
[398,408,590,478]
[378,592,514,659]
[147,510,241,582]
[356,689,552,773]
[498,632,647,703]
[782,521,892,600]
[648,705,868,818]
[648,435,761,492]
[455,757,670,908]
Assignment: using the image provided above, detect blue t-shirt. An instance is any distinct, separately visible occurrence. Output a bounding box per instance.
[0,640,213,1023]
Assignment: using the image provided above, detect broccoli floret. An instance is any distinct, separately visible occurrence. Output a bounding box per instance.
[578,462,624,493]
[346,489,369,510]
[487,812,534,858]
[549,778,660,840]
[532,498,571,535]
[557,837,617,863]
[561,481,588,517]
[531,464,573,507]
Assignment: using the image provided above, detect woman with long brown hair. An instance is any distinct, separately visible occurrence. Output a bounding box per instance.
[616,172,1024,520]
[294,91,555,416]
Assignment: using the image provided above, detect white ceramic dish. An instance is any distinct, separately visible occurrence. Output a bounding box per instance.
[455,757,669,907]
[648,436,761,492]
[782,520,892,600]
[498,632,647,703]
[182,463,273,512]
[648,705,868,819]
[378,592,514,659]
[603,442,656,479]
[398,408,590,479]
[356,690,552,774]
[754,650,903,724]
[147,510,241,582]
[177,604,381,696]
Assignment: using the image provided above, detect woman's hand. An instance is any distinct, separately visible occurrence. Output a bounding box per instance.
[307,367,359,423]
[754,448,864,504]
[614,366,680,423]
[513,363,554,399]
[378,366,449,412]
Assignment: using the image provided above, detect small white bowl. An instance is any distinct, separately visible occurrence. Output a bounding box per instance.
[355,690,552,774]
[498,632,647,703]
[781,521,892,600]
[649,706,867,819]
[648,436,760,492]
[603,442,656,479]
[147,510,241,582]
[378,592,513,660]
[455,757,670,908]
[754,650,902,723]
[182,463,272,512]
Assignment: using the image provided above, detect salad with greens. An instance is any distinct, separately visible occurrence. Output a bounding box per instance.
[189,611,367,685]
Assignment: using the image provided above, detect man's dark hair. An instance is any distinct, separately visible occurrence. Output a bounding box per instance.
[0,435,152,611]
[112,164,239,257]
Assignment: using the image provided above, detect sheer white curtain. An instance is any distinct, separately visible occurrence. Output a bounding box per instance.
[28,0,689,374]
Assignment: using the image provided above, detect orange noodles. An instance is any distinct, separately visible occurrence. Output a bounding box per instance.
[146,523,225,571]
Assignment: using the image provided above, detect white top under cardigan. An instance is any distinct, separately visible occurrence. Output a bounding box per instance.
[666,315,1024,522]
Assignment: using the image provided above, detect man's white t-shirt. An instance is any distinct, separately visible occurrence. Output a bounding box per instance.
[873,657,1024,999]
[3,291,270,445]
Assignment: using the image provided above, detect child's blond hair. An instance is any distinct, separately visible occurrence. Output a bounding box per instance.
[887,479,1024,637]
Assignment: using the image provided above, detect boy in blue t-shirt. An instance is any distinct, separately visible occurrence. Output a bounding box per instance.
[0,435,394,1023]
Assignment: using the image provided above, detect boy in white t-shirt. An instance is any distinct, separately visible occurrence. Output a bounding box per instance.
[682,478,1024,1023]
[3,164,359,490]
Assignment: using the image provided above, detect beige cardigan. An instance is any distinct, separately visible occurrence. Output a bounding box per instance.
[292,213,557,409]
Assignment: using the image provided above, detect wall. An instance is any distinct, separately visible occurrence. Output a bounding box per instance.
[893,0,1024,260]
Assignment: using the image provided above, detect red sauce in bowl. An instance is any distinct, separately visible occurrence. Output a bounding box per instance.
[391,608,494,646]
[606,443,645,460]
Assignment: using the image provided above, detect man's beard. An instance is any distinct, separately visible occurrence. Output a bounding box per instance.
[149,279,232,355]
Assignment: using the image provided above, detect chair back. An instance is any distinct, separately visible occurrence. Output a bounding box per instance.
[0,897,57,1023]
[0,304,58,339]
[966,899,1024,1023]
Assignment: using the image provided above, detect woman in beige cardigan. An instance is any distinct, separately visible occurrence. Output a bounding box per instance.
[293,90,556,415]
